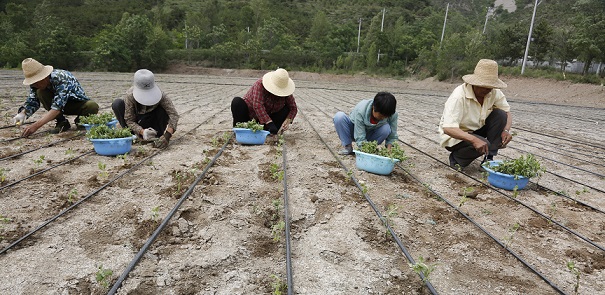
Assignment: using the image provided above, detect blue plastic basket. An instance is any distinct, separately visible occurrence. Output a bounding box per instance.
[353,150,400,175]
[82,119,118,132]
[482,160,529,190]
[233,128,270,145]
[89,136,133,156]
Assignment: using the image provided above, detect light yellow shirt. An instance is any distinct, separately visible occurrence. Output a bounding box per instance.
[439,83,510,147]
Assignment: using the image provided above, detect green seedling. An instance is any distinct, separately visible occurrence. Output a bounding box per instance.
[409,256,436,283]
[67,188,78,204]
[271,220,285,242]
[382,204,398,238]
[151,206,160,221]
[269,163,283,181]
[566,261,581,295]
[95,265,113,289]
[346,170,353,181]
[33,155,45,167]
[116,153,129,165]
[0,168,7,183]
[504,222,520,249]
[0,214,10,241]
[480,171,489,183]
[86,125,132,139]
[272,199,282,221]
[512,185,519,198]
[222,131,231,142]
[277,135,285,148]
[358,141,408,162]
[97,162,108,179]
[360,182,368,194]
[547,202,558,218]
[79,112,114,125]
[575,187,589,195]
[459,187,474,207]
[270,274,287,295]
[211,137,220,147]
[483,154,544,179]
[65,148,75,159]
[235,119,264,132]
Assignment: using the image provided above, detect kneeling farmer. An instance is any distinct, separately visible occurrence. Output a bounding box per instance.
[333,92,399,155]
[14,58,99,136]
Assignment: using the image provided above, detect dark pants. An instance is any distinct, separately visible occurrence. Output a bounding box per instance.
[231,97,290,129]
[112,99,169,136]
[446,109,507,167]
[37,88,99,122]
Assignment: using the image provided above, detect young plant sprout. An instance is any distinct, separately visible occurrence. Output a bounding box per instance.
[504,222,520,249]
[271,220,285,242]
[33,155,45,167]
[270,274,287,295]
[409,256,436,283]
[0,168,7,183]
[566,261,581,295]
[151,206,160,221]
[235,119,264,132]
[270,163,283,181]
[382,204,398,237]
[98,162,108,179]
[67,188,78,204]
[95,265,113,289]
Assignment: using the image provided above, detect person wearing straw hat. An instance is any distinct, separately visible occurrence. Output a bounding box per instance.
[231,68,297,135]
[333,92,399,155]
[112,69,179,149]
[14,58,99,136]
[439,59,513,169]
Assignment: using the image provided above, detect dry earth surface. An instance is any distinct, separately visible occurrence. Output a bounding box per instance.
[0,66,603,295]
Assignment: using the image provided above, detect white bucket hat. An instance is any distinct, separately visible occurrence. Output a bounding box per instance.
[462,59,507,89]
[22,58,53,85]
[262,68,295,97]
[133,69,162,106]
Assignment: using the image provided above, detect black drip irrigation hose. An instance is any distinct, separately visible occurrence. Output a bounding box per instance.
[400,140,605,253]
[0,122,33,130]
[0,105,230,255]
[298,108,440,295]
[513,126,604,151]
[0,130,51,143]
[0,150,94,191]
[0,132,84,162]
[281,137,294,295]
[107,134,232,295]
[393,162,568,294]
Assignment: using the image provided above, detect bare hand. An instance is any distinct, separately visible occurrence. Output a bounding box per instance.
[22,123,40,137]
[472,138,489,155]
[500,130,512,147]
[278,118,292,135]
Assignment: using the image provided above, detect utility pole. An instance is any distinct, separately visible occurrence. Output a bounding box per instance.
[522,0,540,75]
[440,3,449,49]
[378,8,385,63]
[357,18,362,53]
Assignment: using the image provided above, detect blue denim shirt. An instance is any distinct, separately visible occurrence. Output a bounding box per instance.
[20,69,89,117]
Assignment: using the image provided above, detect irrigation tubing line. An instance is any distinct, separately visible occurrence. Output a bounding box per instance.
[0,122,33,130]
[299,108,439,295]
[0,150,94,191]
[281,138,294,295]
[517,137,605,163]
[107,134,231,295]
[0,148,157,255]
[532,183,605,215]
[0,130,51,143]
[394,162,566,294]
[307,95,605,211]
[513,126,604,150]
[303,97,605,253]
[400,140,605,253]
[0,132,84,161]
[0,105,229,254]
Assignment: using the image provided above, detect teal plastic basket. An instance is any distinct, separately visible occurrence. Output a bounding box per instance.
[89,136,133,156]
[482,161,529,190]
[353,150,400,175]
[233,128,270,145]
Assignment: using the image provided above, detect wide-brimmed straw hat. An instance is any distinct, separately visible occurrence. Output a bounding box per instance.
[262,68,295,97]
[133,69,162,106]
[22,58,53,85]
[462,59,507,89]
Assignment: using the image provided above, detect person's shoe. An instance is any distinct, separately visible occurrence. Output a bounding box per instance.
[50,119,71,134]
[449,153,463,170]
[337,145,353,155]
[486,154,494,161]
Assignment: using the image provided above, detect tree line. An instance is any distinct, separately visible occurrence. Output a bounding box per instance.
[0,0,603,82]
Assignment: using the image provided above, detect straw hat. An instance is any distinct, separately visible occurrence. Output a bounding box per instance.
[262,68,295,97]
[132,69,162,106]
[22,58,53,85]
[462,59,507,89]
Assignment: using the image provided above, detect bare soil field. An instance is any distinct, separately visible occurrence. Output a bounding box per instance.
[0,67,603,295]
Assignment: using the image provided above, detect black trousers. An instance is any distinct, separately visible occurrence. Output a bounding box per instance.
[231,97,290,129]
[446,109,507,167]
[112,99,169,136]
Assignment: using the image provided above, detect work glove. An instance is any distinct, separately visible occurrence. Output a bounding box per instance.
[278,118,292,135]
[264,122,278,134]
[13,112,26,126]
[154,131,172,149]
[142,128,157,141]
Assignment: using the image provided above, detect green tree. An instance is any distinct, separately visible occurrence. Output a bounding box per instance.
[531,20,553,68]
[570,0,605,75]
